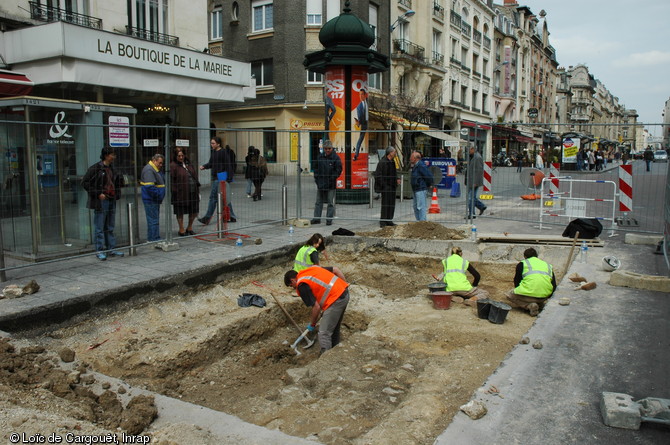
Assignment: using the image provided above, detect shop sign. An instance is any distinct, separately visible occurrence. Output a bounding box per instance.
[109,116,130,147]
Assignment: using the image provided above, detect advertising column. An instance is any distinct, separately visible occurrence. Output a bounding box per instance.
[325,66,369,191]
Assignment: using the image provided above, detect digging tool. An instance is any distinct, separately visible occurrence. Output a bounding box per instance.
[251,280,315,349]
[564,231,580,274]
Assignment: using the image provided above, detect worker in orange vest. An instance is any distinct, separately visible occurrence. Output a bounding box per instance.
[284,266,350,354]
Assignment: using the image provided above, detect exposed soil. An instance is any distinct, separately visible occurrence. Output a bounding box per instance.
[1,222,545,444]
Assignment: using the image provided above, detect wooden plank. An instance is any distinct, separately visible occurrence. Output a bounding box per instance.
[479,234,604,247]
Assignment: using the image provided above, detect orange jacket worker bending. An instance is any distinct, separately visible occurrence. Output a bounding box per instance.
[284,266,350,354]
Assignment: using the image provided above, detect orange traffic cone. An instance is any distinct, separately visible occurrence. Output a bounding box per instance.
[428,187,441,214]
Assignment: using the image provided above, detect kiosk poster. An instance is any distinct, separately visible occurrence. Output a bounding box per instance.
[562,137,579,163]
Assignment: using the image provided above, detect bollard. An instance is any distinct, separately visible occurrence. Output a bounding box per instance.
[369,174,374,209]
[282,184,288,225]
[399,174,404,203]
[217,191,223,239]
[127,202,137,257]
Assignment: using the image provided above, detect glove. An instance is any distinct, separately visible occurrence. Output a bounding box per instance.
[306,324,315,332]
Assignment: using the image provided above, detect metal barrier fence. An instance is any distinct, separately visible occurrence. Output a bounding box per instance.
[0,119,666,274]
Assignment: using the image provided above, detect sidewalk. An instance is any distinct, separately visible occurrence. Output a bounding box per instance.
[0,190,667,443]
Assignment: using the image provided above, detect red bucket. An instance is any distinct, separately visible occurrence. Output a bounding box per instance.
[430,291,452,310]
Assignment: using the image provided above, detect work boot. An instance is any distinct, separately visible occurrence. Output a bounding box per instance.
[310,219,321,224]
[527,303,539,316]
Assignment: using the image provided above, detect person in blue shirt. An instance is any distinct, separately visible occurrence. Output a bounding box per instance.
[409,151,434,221]
[140,154,166,242]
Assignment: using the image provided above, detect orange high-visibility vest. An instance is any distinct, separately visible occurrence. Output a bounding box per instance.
[297,266,348,310]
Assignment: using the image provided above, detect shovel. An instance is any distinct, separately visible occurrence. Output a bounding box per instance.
[252,281,315,351]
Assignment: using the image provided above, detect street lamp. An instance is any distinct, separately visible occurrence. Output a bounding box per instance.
[493,60,509,71]
[390,9,415,31]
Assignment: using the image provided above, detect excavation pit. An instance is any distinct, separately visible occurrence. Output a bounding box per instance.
[16,225,574,444]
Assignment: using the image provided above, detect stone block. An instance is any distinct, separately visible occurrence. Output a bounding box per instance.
[609,270,670,293]
[155,241,180,252]
[624,233,663,245]
[600,392,641,430]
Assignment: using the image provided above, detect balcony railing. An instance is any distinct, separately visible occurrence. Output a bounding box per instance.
[29,1,102,29]
[450,57,461,67]
[398,0,412,9]
[126,26,179,47]
[483,75,490,82]
[433,3,445,21]
[393,39,425,63]
[450,11,461,28]
[461,21,471,38]
[483,36,491,49]
[473,70,481,78]
[473,29,482,44]
[432,51,444,66]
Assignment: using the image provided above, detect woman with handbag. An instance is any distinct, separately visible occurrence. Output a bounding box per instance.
[170,147,200,236]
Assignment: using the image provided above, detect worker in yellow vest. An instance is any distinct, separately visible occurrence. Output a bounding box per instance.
[294,233,325,271]
[293,233,344,277]
[284,266,349,354]
[506,247,556,316]
[439,247,489,302]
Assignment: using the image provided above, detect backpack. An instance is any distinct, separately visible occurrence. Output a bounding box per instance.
[562,218,603,239]
[373,163,382,193]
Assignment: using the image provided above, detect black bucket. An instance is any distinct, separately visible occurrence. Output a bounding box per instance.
[428,281,447,293]
[476,299,492,319]
[488,301,512,324]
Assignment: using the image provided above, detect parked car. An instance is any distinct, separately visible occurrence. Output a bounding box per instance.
[653,150,668,162]
[632,151,644,160]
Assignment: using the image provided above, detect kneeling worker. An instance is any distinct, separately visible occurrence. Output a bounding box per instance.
[506,247,556,316]
[440,247,489,301]
[284,266,350,354]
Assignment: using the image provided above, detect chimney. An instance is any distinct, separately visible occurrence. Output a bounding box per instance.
[504,0,518,5]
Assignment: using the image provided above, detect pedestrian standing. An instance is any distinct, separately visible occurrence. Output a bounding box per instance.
[587,149,595,171]
[409,151,434,221]
[535,151,544,170]
[311,140,342,226]
[643,146,654,172]
[244,146,254,198]
[81,147,125,261]
[247,147,268,201]
[170,148,200,236]
[199,136,236,224]
[622,150,629,165]
[140,154,166,242]
[378,146,398,227]
[516,151,524,172]
[465,145,486,219]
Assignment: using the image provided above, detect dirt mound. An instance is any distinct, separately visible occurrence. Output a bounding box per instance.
[358,221,467,240]
[0,337,157,435]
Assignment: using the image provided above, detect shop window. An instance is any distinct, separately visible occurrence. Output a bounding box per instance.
[252,0,273,32]
[251,59,273,87]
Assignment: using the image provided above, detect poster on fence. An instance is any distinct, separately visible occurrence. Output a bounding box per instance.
[562,137,579,163]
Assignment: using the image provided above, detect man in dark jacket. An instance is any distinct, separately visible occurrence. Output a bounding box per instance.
[465,145,486,219]
[199,136,236,224]
[311,140,342,226]
[409,151,434,221]
[378,146,398,227]
[643,146,654,171]
[81,147,124,261]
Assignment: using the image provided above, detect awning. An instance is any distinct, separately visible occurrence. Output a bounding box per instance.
[513,135,537,144]
[421,130,462,143]
[370,111,429,130]
[0,70,34,97]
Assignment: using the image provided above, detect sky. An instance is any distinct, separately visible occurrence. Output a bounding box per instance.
[514,0,670,136]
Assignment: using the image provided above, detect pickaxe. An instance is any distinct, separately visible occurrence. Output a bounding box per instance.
[290,327,315,356]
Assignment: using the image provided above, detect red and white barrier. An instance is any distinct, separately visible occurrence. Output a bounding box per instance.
[618,164,633,212]
[549,163,560,196]
[483,161,492,192]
